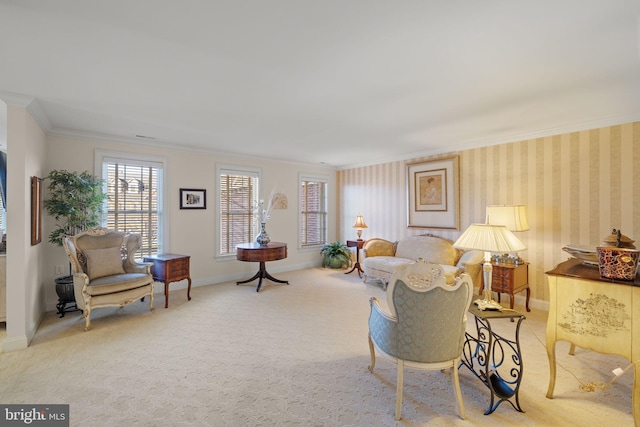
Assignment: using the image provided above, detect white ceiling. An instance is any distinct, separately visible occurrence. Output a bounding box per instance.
[1,1,639,168]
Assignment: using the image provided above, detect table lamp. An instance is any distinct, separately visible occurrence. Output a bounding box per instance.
[352,215,368,240]
[453,224,527,310]
[486,205,529,264]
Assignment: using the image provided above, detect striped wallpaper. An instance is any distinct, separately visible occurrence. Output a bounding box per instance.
[337,121,640,306]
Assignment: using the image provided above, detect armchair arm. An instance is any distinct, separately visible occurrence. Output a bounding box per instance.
[363,238,397,258]
[71,272,90,310]
[123,260,152,274]
[368,297,399,358]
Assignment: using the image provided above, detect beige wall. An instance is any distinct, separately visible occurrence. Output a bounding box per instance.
[337,121,640,307]
[4,101,47,351]
[42,134,336,310]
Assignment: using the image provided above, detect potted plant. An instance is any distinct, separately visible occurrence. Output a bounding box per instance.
[320,241,353,269]
[43,170,106,316]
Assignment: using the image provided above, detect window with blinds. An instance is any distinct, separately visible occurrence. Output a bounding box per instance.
[299,176,328,247]
[218,166,260,256]
[102,160,163,258]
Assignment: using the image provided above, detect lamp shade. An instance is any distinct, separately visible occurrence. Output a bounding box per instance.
[352,215,368,229]
[486,205,529,231]
[453,224,527,253]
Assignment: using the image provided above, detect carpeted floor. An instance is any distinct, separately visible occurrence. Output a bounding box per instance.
[0,267,635,426]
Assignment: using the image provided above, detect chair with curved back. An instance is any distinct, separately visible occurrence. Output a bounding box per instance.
[367,260,474,420]
[63,227,155,330]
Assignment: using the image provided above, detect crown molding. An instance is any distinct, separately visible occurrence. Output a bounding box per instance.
[336,113,640,170]
[0,91,52,132]
[48,127,336,171]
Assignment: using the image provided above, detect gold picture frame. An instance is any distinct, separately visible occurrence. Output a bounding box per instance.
[407,156,459,229]
[31,176,43,245]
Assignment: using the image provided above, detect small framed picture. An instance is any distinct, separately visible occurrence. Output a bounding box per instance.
[180,188,206,209]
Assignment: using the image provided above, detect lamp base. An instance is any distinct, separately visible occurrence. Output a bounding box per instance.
[474,298,503,311]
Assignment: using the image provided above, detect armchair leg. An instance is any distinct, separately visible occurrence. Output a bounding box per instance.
[83,308,91,331]
[451,361,466,419]
[395,360,404,420]
[148,289,155,312]
[367,333,376,372]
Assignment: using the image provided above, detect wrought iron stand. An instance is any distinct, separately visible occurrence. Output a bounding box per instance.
[460,304,525,415]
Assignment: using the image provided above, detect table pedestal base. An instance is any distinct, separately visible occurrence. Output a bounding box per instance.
[237,261,289,292]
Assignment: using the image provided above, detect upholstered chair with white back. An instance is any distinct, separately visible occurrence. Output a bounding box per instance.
[367,260,474,420]
[63,227,155,330]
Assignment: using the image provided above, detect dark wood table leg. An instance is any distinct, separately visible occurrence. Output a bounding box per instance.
[237,261,289,292]
[344,261,363,278]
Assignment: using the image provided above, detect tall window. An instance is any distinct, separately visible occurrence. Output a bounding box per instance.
[299,174,328,247]
[97,152,165,258]
[217,165,260,256]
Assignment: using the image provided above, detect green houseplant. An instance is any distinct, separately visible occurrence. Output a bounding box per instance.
[320,241,353,269]
[44,170,107,247]
[43,170,106,316]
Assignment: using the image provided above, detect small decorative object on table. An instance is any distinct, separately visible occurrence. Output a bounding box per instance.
[596,228,639,280]
[256,222,270,245]
[254,189,285,245]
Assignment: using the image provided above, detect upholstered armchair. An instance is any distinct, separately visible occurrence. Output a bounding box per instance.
[63,227,155,330]
[368,260,474,420]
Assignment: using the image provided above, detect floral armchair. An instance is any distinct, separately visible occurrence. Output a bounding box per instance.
[368,260,474,420]
[63,227,155,330]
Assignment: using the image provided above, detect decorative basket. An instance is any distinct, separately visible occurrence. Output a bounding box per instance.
[596,247,640,280]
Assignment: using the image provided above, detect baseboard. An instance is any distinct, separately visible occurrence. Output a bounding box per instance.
[2,335,28,352]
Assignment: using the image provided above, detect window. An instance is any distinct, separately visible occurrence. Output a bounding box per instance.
[299,174,328,247]
[96,151,166,258]
[217,165,261,257]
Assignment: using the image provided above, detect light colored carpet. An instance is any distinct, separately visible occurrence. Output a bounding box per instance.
[0,267,635,426]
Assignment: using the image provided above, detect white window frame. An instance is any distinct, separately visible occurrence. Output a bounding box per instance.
[298,173,329,249]
[95,150,168,255]
[216,163,262,258]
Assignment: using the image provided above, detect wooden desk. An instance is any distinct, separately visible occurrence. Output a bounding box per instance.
[236,242,289,292]
[345,240,364,277]
[143,254,191,308]
[546,259,639,427]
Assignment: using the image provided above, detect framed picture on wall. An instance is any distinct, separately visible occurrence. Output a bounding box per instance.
[180,188,206,209]
[31,176,43,245]
[407,156,459,229]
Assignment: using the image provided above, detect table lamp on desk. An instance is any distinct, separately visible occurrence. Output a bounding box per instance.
[453,223,527,311]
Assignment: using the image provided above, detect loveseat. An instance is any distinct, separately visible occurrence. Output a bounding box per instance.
[362,234,483,289]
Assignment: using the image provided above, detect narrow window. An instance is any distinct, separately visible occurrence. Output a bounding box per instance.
[299,175,328,247]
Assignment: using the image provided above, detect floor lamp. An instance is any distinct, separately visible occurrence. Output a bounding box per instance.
[453,224,527,310]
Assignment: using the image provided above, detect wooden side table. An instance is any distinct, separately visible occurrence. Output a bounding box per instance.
[345,240,365,277]
[480,262,530,312]
[236,242,289,292]
[143,253,192,308]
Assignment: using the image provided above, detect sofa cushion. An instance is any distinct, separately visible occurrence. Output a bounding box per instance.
[84,247,125,280]
[395,236,457,266]
[87,273,152,296]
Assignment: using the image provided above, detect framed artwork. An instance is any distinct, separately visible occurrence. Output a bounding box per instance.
[180,188,206,209]
[407,156,460,229]
[31,176,43,245]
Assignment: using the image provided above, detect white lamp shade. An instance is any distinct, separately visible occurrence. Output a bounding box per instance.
[486,205,529,231]
[453,224,527,253]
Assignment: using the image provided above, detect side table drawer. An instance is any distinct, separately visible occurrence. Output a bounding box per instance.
[169,258,189,279]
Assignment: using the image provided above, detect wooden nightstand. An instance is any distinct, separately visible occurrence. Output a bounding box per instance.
[143,253,192,308]
[480,262,530,312]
